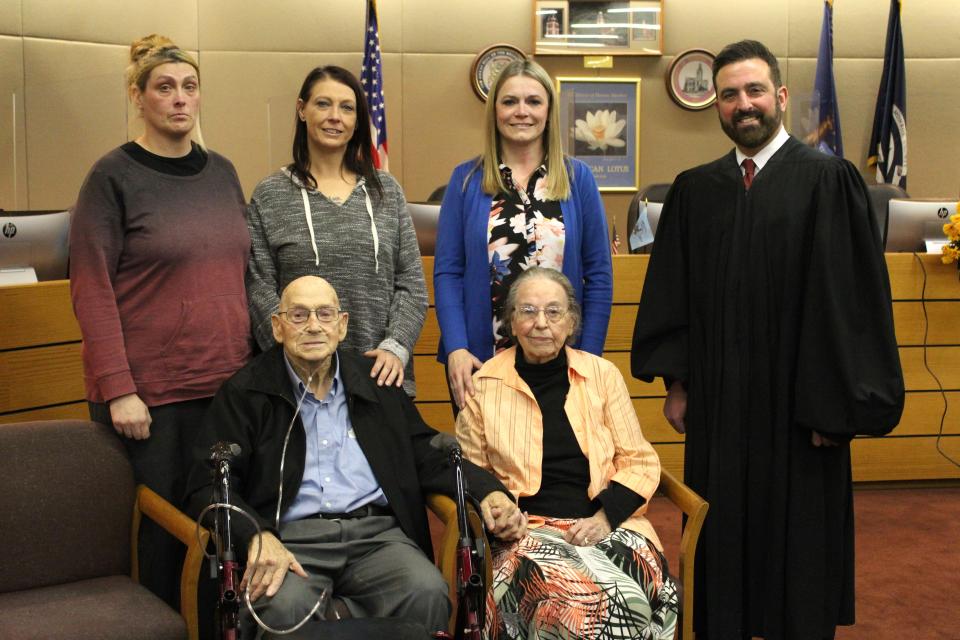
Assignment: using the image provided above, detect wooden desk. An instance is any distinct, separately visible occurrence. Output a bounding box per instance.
[2,255,957,481]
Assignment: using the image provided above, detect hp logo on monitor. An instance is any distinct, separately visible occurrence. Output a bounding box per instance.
[2,222,16,238]
[938,207,950,219]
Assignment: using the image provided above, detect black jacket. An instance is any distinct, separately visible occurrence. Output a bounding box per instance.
[184,346,507,557]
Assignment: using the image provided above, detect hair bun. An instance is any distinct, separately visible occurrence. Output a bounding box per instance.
[129,34,176,64]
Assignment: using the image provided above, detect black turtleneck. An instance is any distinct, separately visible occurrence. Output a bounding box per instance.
[514,348,645,528]
[515,348,593,518]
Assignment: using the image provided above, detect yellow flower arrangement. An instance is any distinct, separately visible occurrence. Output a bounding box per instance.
[941,202,960,265]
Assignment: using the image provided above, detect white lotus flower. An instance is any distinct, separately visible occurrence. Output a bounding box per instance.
[574,110,627,151]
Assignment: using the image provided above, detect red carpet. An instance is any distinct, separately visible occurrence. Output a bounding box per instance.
[646,486,960,640]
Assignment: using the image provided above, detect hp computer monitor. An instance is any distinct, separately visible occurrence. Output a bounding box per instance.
[885,199,958,252]
[0,210,71,282]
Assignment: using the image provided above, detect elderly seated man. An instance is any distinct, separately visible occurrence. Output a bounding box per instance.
[185,275,524,636]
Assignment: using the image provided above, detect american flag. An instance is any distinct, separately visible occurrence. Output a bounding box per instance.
[611,217,621,255]
[360,0,388,170]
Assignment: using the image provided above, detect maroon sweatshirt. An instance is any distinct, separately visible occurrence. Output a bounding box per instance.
[69,147,252,406]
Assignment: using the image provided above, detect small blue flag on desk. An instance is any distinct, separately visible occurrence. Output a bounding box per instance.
[361,0,389,170]
[868,0,907,188]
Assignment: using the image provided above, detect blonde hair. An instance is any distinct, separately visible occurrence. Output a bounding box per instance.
[126,34,204,146]
[479,59,570,201]
[126,34,199,92]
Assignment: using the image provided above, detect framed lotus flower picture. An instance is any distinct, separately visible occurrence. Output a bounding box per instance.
[556,76,640,191]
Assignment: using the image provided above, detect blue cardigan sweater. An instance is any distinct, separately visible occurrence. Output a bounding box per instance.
[434,157,613,363]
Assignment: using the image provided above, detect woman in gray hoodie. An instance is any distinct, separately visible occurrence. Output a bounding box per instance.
[245,65,427,396]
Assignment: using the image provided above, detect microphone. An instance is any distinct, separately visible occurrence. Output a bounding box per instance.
[430,433,461,456]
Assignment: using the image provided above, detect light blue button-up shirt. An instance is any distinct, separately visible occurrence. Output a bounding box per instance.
[282,353,386,523]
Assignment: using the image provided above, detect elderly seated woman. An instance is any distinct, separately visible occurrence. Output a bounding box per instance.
[456,267,678,640]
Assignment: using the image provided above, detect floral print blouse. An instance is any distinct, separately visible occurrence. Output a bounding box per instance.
[488,163,566,350]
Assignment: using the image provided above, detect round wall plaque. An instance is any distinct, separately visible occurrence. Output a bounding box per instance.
[471,44,527,102]
[666,49,717,111]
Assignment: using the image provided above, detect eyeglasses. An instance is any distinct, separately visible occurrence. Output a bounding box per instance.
[277,306,342,325]
[515,304,567,323]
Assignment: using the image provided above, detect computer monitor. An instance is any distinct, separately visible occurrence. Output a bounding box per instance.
[0,210,71,282]
[885,199,958,252]
[406,202,441,256]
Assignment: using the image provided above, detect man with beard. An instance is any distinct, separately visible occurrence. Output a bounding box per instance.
[631,40,904,640]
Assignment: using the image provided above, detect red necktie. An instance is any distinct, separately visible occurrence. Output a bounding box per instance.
[742,158,756,191]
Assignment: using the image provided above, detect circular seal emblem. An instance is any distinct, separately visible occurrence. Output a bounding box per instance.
[666,49,717,111]
[937,207,950,219]
[2,222,16,239]
[471,44,527,102]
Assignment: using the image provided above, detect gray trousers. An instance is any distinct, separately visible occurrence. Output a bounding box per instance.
[246,514,449,637]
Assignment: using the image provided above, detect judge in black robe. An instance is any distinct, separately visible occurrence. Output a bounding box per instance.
[631,40,904,640]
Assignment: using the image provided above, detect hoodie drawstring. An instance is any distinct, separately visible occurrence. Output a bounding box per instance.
[299,183,379,273]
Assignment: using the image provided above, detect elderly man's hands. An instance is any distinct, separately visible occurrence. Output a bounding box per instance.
[564,510,612,546]
[242,532,308,602]
[480,491,527,541]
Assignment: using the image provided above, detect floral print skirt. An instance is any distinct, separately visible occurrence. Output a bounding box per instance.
[485,519,678,640]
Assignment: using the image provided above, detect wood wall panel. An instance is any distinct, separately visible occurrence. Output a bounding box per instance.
[887,254,960,301]
[895,392,960,437]
[612,257,647,303]
[417,402,456,435]
[412,355,450,403]
[852,436,960,482]
[891,301,959,346]
[900,346,960,391]
[0,280,79,350]
[0,401,87,425]
[416,310,439,355]
[0,343,84,414]
[5,255,959,483]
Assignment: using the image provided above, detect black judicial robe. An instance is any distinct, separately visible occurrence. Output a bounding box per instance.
[631,137,904,640]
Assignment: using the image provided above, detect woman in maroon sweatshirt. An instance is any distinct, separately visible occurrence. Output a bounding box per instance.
[68,34,251,608]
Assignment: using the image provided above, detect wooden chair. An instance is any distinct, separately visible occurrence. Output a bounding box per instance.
[657,467,709,640]
[0,420,209,640]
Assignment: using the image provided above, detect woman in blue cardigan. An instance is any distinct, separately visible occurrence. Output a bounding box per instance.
[434,59,613,411]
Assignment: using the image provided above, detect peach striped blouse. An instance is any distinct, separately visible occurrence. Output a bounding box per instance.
[456,346,663,549]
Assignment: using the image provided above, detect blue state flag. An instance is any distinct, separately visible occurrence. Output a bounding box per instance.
[868,0,907,188]
[810,0,844,157]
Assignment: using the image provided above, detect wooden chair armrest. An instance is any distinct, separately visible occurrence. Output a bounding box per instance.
[133,485,210,640]
[657,468,708,640]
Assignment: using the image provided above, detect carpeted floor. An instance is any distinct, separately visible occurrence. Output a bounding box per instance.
[645,486,960,640]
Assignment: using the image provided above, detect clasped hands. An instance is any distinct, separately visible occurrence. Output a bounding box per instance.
[564,510,612,547]
[479,491,527,542]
